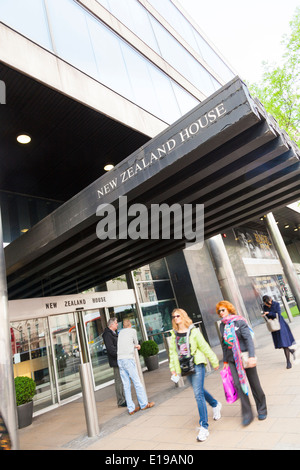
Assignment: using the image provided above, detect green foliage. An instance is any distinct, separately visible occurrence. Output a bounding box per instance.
[281,305,300,319]
[248,7,300,146]
[140,340,159,358]
[14,376,36,406]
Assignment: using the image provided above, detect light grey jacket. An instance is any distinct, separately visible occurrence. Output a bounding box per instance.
[117,328,138,360]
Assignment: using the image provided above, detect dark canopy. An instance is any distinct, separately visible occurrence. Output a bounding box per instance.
[5,77,300,299]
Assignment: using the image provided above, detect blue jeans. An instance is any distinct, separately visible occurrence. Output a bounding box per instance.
[187,363,218,429]
[117,359,148,413]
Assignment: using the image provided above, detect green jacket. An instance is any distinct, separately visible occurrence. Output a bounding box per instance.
[169,326,219,374]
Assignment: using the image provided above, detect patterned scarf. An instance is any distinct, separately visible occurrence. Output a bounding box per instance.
[222,314,250,395]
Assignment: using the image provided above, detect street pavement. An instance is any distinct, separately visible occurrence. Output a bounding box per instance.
[18,315,300,451]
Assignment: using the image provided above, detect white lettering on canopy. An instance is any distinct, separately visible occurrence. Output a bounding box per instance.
[97,103,227,199]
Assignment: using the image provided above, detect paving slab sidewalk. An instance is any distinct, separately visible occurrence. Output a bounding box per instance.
[18,316,300,451]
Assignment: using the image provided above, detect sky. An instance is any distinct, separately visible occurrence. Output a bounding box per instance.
[183,0,300,84]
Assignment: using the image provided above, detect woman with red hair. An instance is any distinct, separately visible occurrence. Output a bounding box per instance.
[217,300,267,426]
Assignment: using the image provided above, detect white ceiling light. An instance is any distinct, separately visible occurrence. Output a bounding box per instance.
[17,134,31,144]
[104,163,114,171]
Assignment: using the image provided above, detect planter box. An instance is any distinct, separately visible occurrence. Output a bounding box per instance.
[144,354,159,371]
[17,401,33,429]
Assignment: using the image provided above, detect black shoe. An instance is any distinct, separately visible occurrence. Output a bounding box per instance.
[258,414,267,420]
[287,361,292,369]
[119,402,127,407]
[242,416,253,426]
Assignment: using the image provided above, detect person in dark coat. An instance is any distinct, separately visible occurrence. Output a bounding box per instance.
[262,295,296,369]
[217,300,267,426]
[102,317,126,407]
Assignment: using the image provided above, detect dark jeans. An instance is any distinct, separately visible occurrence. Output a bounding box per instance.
[229,360,267,421]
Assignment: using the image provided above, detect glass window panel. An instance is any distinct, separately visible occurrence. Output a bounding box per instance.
[84,309,112,387]
[147,63,182,123]
[193,32,234,83]
[12,318,56,412]
[120,44,160,116]
[106,274,128,290]
[135,260,169,281]
[49,313,81,401]
[136,280,174,303]
[148,0,234,84]
[171,81,199,116]
[87,15,133,100]
[104,0,160,54]
[46,0,99,80]
[108,304,142,342]
[150,16,191,76]
[150,15,218,96]
[141,299,176,339]
[0,0,52,50]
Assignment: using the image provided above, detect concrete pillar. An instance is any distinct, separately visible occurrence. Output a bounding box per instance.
[206,234,251,324]
[265,212,300,311]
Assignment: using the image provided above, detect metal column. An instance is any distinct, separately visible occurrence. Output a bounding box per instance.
[76,309,99,438]
[207,234,251,324]
[0,209,19,449]
[265,212,300,311]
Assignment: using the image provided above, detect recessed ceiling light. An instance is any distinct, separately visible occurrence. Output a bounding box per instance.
[21,228,29,233]
[17,134,31,144]
[104,163,114,171]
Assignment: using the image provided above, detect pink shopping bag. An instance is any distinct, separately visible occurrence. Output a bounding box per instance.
[220,367,238,403]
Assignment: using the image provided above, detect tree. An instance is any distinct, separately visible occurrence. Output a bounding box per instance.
[248,7,300,146]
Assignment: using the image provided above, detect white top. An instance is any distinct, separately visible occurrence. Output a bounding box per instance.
[117,328,138,360]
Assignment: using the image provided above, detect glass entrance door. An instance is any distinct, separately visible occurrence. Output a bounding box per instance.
[49,313,81,402]
[12,317,56,412]
[84,309,113,387]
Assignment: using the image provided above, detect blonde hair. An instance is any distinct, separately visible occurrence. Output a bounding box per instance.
[215,300,237,316]
[171,308,193,331]
[123,318,131,328]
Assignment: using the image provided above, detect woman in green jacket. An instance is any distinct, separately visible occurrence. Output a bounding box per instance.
[169,308,221,442]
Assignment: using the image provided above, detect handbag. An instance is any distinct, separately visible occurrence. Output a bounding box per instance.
[241,351,257,369]
[174,325,195,376]
[179,356,195,376]
[264,313,280,332]
[220,367,238,403]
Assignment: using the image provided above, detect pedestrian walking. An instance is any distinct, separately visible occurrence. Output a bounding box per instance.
[102,317,126,407]
[262,295,296,369]
[217,300,267,426]
[117,318,155,415]
[168,308,221,442]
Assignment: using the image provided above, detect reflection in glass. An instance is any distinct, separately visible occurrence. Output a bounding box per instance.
[141,299,175,343]
[134,260,177,350]
[12,318,55,412]
[147,0,234,83]
[108,304,142,342]
[49,313,81,401]
[46,0,99,80]
[84,309,113,387]
[0,0,52,51]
